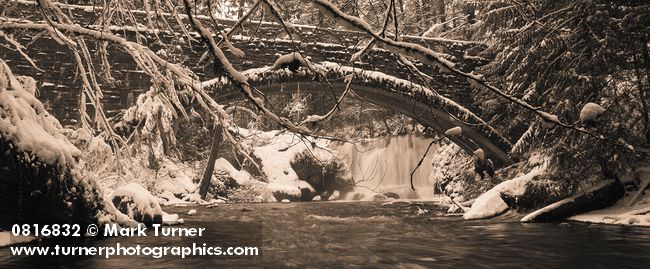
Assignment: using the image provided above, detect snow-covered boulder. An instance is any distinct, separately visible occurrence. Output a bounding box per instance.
[243,129,348,201]
[463,188,509,220]
[290,148,353,201]
[383,192,400,199]
[269,180,316,201]
[162,212,184,225]
[110,183,163,226]
[328,190,341,201]
[464,165,546,220]
[372,194,389,201]
[214,158,252,185]
[208,158,251,198]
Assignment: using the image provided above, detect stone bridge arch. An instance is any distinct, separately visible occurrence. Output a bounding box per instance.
[203,62,514,167]
[0,1,512,166]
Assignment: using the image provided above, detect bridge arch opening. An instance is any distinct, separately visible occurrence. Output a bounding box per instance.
[203,63,514,167]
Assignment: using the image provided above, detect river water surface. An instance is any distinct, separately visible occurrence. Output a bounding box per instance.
[1,201,649,268]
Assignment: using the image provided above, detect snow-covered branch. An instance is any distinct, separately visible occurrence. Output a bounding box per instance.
[181,0,313,136]
[307,0,649,154]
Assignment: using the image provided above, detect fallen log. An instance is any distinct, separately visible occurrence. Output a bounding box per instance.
[521,180,625,223]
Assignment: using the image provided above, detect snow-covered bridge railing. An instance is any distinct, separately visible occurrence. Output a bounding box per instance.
[202,62,514,166]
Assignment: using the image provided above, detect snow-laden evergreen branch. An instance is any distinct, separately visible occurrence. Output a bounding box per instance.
[308,0,649,154]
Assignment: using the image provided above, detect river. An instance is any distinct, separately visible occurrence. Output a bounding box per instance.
[1,201,649,268]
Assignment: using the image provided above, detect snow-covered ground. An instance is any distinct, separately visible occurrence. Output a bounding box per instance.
[568,167,650,226]
[79,124,355,207]
[568,195,650,226]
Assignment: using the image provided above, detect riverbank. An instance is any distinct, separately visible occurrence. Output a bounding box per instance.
[81,126,650,229]
[569,192,650,226]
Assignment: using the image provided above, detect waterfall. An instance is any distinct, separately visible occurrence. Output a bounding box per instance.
[332,134,437,200]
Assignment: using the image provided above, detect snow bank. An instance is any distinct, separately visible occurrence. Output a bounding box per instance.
[76,130,200,205]
[567,167,650,226]
[0,60,80,167]
[464,165,546,220]
[569,204,650,226]
[0,60,124,230]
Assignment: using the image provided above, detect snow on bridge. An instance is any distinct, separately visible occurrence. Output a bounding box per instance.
[204,62,513,166]
[0,1,512,165]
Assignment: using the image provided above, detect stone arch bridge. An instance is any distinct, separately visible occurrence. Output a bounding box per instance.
[0,1,513,165]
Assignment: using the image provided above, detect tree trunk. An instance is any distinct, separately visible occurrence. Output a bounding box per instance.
[634,37,650,144]
[640,37,650,143]
[155,108,170,156]
[465,3,476,24]
[237,0,246,19]
[199,123,223,200]
[436,0,446,24]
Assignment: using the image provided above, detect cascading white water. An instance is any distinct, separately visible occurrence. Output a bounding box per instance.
[332,134,437,200]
